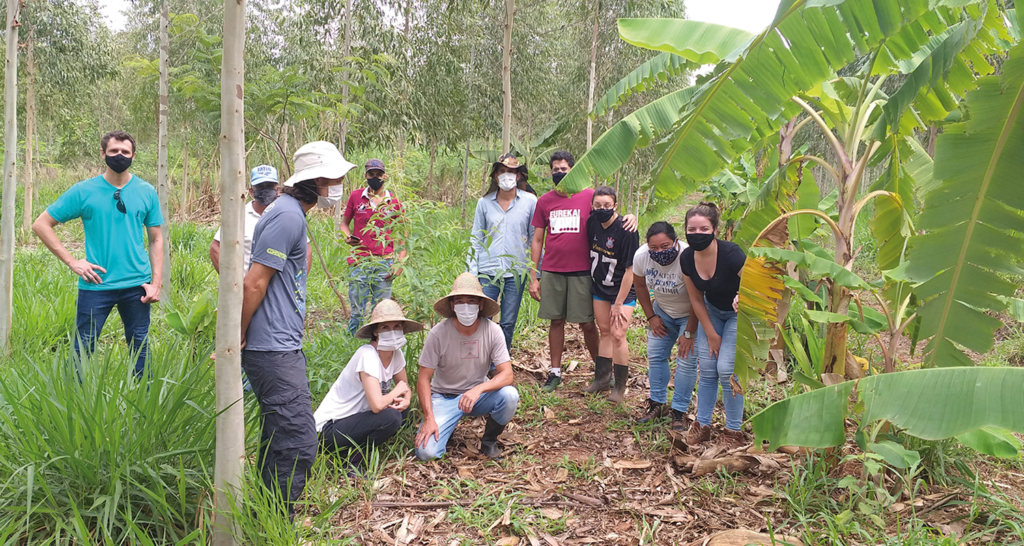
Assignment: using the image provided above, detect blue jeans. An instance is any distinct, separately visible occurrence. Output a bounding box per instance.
[480,274,526,355]
[695,298,743,430]
[74,286,151,378]
[348,259,393,334]
[415,386,519,461]
[647,301,698,413]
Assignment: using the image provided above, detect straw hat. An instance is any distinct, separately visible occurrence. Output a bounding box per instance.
[284,141,356,187]
[433,273,501,319]
[354,299,425,340]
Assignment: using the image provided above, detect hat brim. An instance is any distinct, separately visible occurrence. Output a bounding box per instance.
[354,318,425,340]
[284,159,357,187]
[433,294,501,319]
[250,176,279,186]
[489,163,528,179]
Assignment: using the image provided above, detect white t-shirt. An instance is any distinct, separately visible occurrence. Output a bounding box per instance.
[313,344,407,432]
[632,242,692,319]
[213,201,262,270]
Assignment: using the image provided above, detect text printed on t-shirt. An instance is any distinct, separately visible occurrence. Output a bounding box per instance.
[549,209,581,234]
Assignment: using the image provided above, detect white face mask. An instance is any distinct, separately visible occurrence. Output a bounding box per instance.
[317,184,345,209]
[377,329,407,351]
[497,173,518,192]
[454,303,480,327]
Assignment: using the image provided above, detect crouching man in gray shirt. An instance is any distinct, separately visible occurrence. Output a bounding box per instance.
[414,272,520,461]
[240,141,354,517]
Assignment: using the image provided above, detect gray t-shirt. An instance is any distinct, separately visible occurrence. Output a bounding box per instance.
[245,194,308,351]
[419,318,510,395]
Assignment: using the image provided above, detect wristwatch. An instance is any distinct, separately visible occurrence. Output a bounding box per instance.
[683,330,694,339]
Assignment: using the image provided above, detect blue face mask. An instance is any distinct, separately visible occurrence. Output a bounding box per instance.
[648,243,679,266]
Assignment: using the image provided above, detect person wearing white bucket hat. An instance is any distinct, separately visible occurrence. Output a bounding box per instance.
[314,300,423,472]
[240,141,354,516]
[414,273,519,461]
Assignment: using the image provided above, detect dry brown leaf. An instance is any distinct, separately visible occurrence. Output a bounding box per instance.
[543,406,556,420]
[540,507,564,519]
[612,459,652,470]
[553,467,569,482]
[495,537,521,546]
[541,532,562,546]
[457,466,473,479]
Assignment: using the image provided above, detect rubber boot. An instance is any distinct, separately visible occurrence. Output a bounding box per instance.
[608,364,629,403]
[480,416,507,459]
[584,356,613,393]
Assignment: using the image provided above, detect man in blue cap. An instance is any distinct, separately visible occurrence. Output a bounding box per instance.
[210,165,311,273]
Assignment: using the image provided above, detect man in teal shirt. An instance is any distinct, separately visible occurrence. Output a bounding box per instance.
[32,130,164,378]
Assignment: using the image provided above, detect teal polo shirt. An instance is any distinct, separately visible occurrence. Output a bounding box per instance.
[47,174,164,291]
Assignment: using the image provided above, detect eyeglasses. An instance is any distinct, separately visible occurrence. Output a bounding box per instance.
[113,189,126,214]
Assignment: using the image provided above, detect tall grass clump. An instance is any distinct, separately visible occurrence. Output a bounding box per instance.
[0,340,218,544]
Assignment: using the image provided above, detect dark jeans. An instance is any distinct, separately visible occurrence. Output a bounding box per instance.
[319,407,410,466]
[242,349,317,515]
[75,286,151,378]
[480,274,526,355]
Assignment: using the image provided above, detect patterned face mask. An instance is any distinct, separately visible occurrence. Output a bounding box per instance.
[648,243,680,266]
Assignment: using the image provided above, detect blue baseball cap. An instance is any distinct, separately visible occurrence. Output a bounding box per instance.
[364,159,386,173]
[250,165,279,186]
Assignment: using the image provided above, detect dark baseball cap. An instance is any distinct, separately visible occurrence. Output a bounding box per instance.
[365,159,386,173]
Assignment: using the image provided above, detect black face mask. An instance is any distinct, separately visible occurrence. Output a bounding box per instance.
[591,208,615,223]
[105,154,133,174]
[367,177,384,191]
[685,232,715,251]
[252,186,278,206]
[552,172,567,185]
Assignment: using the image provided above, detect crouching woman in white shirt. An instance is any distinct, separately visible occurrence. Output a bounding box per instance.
[313,299,424,467]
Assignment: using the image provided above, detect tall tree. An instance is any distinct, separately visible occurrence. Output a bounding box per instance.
[0,0,20,352]
[500,0,513,153]
[157,0,170,288]
[339,0,353,153]
[21,24,35,234]
[585,0,600,148]
[213,0,246,542]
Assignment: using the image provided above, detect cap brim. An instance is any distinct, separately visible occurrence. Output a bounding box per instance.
[284,159,357,187]
[250,176,279,186]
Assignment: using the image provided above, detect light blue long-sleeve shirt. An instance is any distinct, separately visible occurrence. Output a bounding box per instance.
[468,190,537,278]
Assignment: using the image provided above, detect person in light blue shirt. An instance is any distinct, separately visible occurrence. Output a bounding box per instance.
[32,131,164,378]
[468,153,537,354]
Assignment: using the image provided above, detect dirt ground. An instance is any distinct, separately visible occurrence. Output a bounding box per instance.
[309,326,1024,545]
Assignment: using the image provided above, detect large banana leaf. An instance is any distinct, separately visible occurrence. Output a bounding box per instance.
[591,52,691,117]
[751,368,1024,456]
[736,255,787,389]
[561,0,942,195]
[615,19,756,64]
[907,42,1024,368]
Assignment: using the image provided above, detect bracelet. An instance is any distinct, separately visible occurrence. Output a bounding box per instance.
[646,314,655,321]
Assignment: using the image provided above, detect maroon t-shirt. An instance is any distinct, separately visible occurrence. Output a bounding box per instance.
[342,188,404,265]
[531,188,594,273]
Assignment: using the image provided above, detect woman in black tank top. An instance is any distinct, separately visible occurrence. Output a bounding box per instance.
[677,202,746,449]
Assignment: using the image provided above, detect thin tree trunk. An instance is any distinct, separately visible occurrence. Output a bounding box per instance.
[213,0,246,543]
[585,0,600,149]
[181,144,189,218]
[339,0,352,153]
[500,0,514,153]
[428,140,436,185]
[21,26,34,233]
[157,0,171,289]
[0,0,20,352]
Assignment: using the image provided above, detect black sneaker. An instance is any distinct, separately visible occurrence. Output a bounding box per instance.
[541,373,562,393]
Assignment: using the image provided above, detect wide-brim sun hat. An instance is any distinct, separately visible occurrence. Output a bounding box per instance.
[284,141,357,187]
[433,272,501,319]
[489,152,528,179]
[354,299,425,340]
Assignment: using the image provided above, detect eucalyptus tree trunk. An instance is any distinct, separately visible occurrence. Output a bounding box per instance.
[157,0,171,288]
[213,0,246,543]
[339,0,352,153]
[585,0,600,149]
[500,0,514,154]
[0,0,20,352]
[21,26,35,234]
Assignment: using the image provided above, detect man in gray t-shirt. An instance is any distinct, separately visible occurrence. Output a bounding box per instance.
[240,141,355,517]
[414,273,520,461]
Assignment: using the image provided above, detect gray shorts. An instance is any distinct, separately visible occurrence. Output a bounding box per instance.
[538,271,595,323]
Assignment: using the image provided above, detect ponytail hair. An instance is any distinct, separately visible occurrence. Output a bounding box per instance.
[685,201,720,231]
[646,221,676,242]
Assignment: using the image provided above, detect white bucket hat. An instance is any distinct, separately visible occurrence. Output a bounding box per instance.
[284,141,356,187]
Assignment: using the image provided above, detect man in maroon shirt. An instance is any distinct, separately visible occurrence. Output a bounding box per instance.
[529,151,636,392]
[340,159,408,334]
